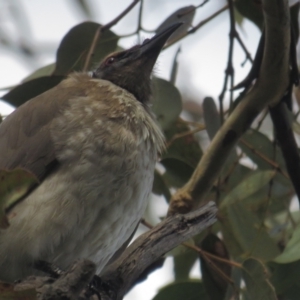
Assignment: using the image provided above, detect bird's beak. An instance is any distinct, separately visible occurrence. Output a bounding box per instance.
[136,22,183,70]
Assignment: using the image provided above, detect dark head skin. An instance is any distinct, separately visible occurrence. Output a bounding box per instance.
[92,23,182,104]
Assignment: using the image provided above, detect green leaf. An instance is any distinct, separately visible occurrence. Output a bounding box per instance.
[221,203,280,261]
[220,170,276,209]
[152,170,171,202]
[275,223,300,263]
[53,22,119,75]
[2,76,64,107]
[162,158,194,188]
[242,258,277,300]
[173,250,198,281]
[234,7,244,28]
[290,2,300,44]
[163,118,203,168]
[239,129,287,183]
[22,63,56,82]
[200,234,231,300]
[170,46,181,85]
[269,260,300,294]
[234,0,263,31]
[152,77,182,130]
[202,97,221,140]
[0,169,38,229]
[152,280,208,300]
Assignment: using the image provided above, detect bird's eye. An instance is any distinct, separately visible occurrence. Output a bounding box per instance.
[106,57,115,65]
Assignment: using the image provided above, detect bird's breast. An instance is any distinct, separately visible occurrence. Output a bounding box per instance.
[45,79,163,271]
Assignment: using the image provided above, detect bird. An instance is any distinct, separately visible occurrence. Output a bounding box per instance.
[0,23,182,282]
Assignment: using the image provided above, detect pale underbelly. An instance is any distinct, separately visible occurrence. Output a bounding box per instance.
[0,154,154,282]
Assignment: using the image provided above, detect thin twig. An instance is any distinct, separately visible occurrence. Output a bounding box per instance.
[239,139,289,178]
[184,242,241,269]
[83,0,140,71]
[166,125,205,148]
[219,0,235,123]
[235,31,253,64]
[101,203,217,300]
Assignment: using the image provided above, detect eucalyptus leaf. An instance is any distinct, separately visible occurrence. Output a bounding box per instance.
[242,258,277,300]
[239,129,286,173]
[220,170,275,209]
[275,223,300,263]
[53,22,119,75]
[173,250,198,281]
[2,76,64,107]
[163,118,202,168]
[162,158,193,188]
[222,203,280,261]
[22,63,56,82]
[269,260,300,294]
[152,280,208,300]
[234,0,263,31]
[200,234,231,300]
[152,77,182,130]
[152,170,171,201]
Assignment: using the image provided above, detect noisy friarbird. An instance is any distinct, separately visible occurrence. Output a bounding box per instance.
[0,23,182,282]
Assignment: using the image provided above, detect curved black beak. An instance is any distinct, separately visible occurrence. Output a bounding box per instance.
[139,22,183,58]
[135,22,183,73]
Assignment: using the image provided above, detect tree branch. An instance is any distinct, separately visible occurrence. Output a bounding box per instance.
[100,202,217,300]
[12,202,217,300]
[168,0,291,215]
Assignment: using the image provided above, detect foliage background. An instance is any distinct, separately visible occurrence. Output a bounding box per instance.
[0,0,299,300]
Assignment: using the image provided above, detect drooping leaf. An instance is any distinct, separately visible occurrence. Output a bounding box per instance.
[152,280,208,300]
[156,6,195,46]
[234,0,263,31]
[221,203,280,261]
[290,2,300,44]
[53,22,119,75]
[152,77,182,130]
[242,258,277,300]
[162,158,194,188]
[0,169,38,229]
[269,260,300,294]
[239,129,286,173]
[234,7,244,28]
[22,63,56,82]
[275,223,300,263]
[200,234,231,300]
[202,97,221,140]
[220,170,275,209]
[152,170,171,201]
[173,250,198,281]
[170,46,181,85]
[163,118,203,168]
[2,76,64,107]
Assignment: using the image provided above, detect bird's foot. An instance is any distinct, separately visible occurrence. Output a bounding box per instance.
[33,260,65,278]
[85,275,115,300]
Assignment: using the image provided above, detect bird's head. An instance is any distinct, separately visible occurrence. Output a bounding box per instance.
[92,23,182,104]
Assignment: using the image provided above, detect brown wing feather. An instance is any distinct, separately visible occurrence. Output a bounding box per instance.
[0,75,89,181]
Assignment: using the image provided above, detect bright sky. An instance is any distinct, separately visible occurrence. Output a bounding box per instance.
[0,0,261,299]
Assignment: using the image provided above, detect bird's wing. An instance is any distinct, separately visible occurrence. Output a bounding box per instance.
[0,77,88,182]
